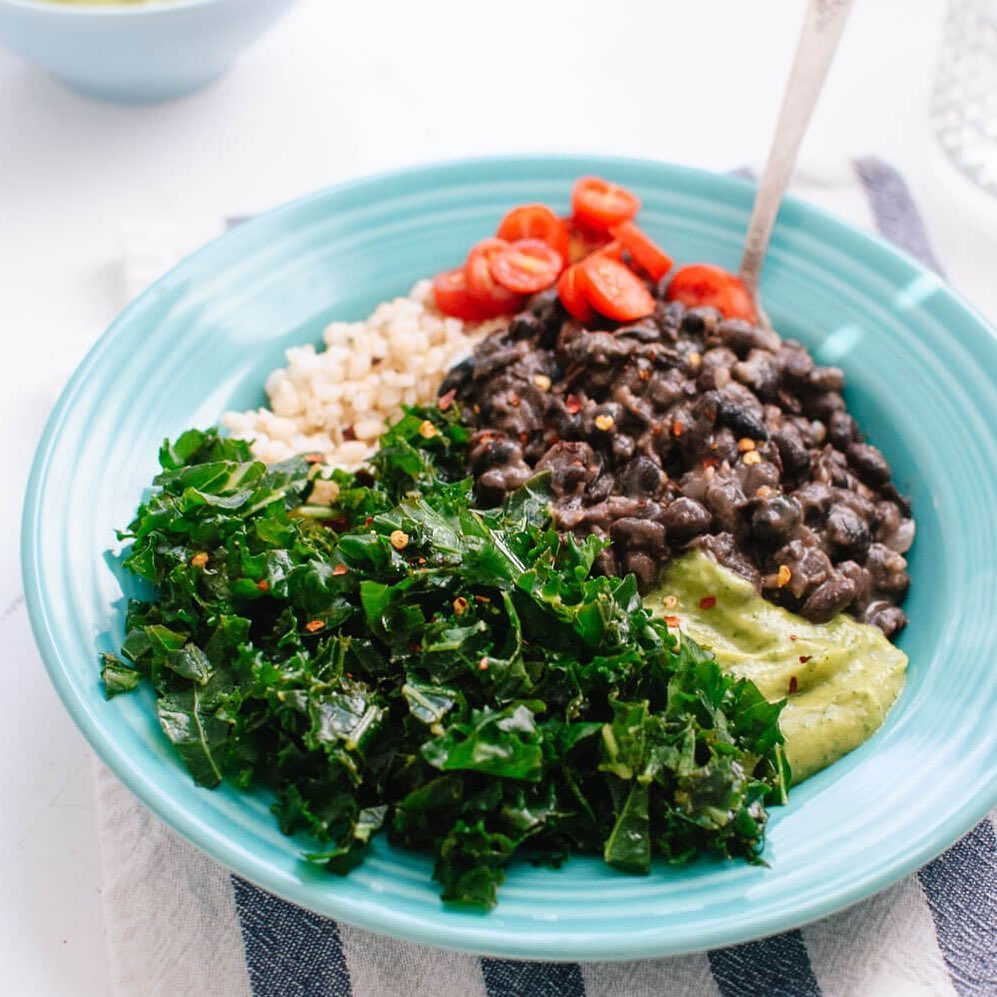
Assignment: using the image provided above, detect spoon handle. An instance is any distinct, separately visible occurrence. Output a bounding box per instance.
[739,0,855,294]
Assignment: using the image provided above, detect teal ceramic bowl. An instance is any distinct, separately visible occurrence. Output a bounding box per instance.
[22,157,997,960]
[0,0,299,103]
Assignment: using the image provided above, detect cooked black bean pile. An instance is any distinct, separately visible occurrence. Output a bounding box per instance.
[440,288,914,638]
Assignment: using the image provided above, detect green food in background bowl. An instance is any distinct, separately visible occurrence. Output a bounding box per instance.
[0,0,300,103]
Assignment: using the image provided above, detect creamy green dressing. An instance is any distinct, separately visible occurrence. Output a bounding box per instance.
[646,551,907,782]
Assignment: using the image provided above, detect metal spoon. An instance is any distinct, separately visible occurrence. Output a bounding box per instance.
[739,0,855,326]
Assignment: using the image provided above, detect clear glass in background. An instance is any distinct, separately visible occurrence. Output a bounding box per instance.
[933,0,997,195]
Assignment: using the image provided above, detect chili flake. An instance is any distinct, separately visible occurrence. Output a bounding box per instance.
[256,579,269,591]
[788,675,799,695]
[687,351,702,371]
[190,552,209,569]
[389,530,410,550]
[755,485,774,498]
[776,564,792,588]
[565,394,582,414]
[789,633,798,641]
[478,657,489,671]
[453,597,469,615]
[594,413,615,432]
[418,419,438,439]
[742,450,762,466]
[638,368,650,381]
[533,373,552,391]
[699,595,717,610]
[671,419,685,438]
[474,594,491,604]
[438,388,456,411]
[332,563,349,576]
[799,654,813,664]
[737,437,756,453]
[664,614,681,628]
[305,619,325,633]
[305,453,325,464]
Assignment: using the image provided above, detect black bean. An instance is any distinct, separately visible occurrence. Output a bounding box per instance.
[712,318,780,355]
[808,365,845,392]
[623,550,659,592]
[861,600,907,638]
[772,427,811,479]
[751,495,802,546]
[619,456,665,497]
[847,442,892,487]
[611,518,667,553]
[825,504,872,560]
[801,573,857,622]
[679,306,722,336]
[828,410,859,450]
[662,496,712,540]
[439,356,475,397]
[717,397,769,440]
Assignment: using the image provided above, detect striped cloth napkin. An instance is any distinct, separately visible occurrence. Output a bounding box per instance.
[103,159,996,997]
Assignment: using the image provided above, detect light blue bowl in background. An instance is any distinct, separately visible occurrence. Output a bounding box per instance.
[0,0,300,103]
[21,157,997,959]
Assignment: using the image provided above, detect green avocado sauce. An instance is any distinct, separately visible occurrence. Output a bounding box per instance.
[646,551,907,782]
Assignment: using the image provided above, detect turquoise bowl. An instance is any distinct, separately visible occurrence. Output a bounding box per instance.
[22,157,997,960]
[0,0,299,103]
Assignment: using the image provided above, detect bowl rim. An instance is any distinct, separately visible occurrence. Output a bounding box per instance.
[21,153,997,959]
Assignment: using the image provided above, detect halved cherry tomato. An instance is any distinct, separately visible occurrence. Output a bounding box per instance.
[496,204,570,264]
[593,239,625,262]
[464,238,524,316]
[432,268,492,321]
[665,263,758,322]
[566,218,614,264]
[490,239,563,295]
[579,256,656,322]
[609,221,674,282]
[557,264,597,323]
[572,177,641,232]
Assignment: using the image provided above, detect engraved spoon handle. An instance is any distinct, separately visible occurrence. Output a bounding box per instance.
[739,0,855,299]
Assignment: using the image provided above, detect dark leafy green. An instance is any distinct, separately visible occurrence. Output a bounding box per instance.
[106,405,790,907]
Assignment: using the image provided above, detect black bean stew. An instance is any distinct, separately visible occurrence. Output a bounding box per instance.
[440,288,914,638]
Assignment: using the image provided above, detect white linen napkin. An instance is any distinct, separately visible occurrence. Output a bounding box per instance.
[98,160,995,997]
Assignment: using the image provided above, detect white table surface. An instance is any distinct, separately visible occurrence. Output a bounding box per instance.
[2,1,996,992]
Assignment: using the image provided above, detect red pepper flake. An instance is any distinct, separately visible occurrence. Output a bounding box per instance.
[364,516,373,527]
[417,557,427,565]
[789,633,798,641]
[799,654,812,664]
[702,457,719,469]
[256,579,269,591]
[788,675,799,694]
[519,432,529,443]
[438,388,456,411]
[664,614,681,628]
[332,564,349,576]
[671,419,685,438]
[452,597,469,615]
[305,619,325,633]
[699,595,717,610]
[652,423,662,435]
[305,453,324,464]
[638,368,650,381]
[478,657,489,671]
[565,394,582,414]
[473,403,481,414]
[190,552,209,569]
[474,594,491,604]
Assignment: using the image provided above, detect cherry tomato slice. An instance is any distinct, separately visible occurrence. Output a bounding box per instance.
[496,204,570,264]
[566,218,614,264]
[572,176,641,232]
[464,238,524,316]
[579,256,656,322]
[664,263,758,322]
[490,239,563,295]
[609,221,674,282]
[593,239,625,262]
[432,268,492,321]
[557,264,597,323]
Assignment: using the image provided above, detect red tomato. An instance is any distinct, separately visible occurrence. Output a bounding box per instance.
[579,256,655,322]
[665,264,758,322]
[496,204,570,264]
[557,264,597,323]
[432,268,491,321]
[464,238,524,316]
[593,239,625,262]
[572,176,641,232]
[566,218,614,263]
[609,221,674,282]
[490,239,563,295]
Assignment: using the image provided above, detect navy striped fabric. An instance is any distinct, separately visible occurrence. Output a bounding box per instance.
[481,959,585,996]
[227,161,995,997]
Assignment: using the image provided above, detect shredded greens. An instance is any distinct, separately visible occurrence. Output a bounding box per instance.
[103,405,790,907]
